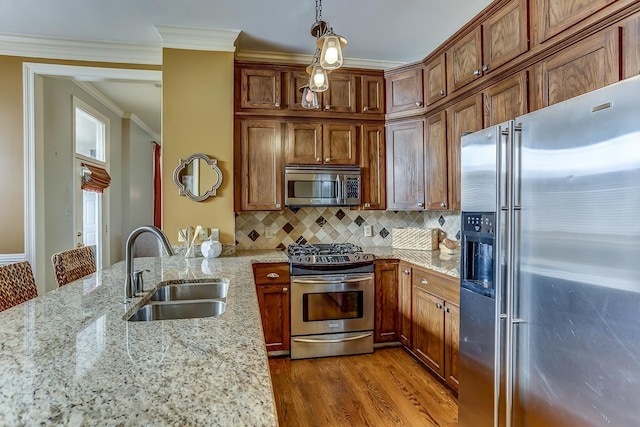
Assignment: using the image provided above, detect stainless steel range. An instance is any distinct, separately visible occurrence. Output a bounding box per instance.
[288,243,375,360]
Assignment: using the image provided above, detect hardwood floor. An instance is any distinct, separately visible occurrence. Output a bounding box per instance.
[269,347,458,427]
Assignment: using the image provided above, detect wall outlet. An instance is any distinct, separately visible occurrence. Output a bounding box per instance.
[198,226,209,240]
[265,226,274,239]
[210,228,220,241]
[364,225,373,237]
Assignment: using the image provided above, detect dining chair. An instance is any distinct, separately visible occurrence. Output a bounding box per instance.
[51,246,97,287]
[0,261,38,312]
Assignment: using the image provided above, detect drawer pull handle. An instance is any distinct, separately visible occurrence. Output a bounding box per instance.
[266,273,280,279]
[420,278,428,285]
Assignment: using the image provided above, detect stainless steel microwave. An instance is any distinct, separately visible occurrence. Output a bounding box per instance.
[284,165,361,207]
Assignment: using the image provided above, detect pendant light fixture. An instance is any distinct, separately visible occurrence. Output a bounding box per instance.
[299,84,319,109]
[306,48,329,92]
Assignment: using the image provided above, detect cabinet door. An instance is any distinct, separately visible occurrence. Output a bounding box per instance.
[323,73,357,113]
[482,0,529,73]
[386,68,424,114]
[285,122,323,164]
[531,28,619,110]
[531,0,617,45]
[374,261,399,343]
[287,71,320,111]
[484,71,528,126]
[446,27,483,93]
[361,75,385,115]
[445,302,460,390]
[413,285,445,378]
[425,110,449,210]
[425,54,447,106]
[256,283,290,352]
[623,13,640,79]
[360,124,386,210]
[322,123,358,165]
[447,94,483,210]
[398,265,412,348]
[239,120,283,211]
[386,119,426,210]
[240,68,282,110]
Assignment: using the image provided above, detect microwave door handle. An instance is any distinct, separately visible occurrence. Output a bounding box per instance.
[336,175,342,203]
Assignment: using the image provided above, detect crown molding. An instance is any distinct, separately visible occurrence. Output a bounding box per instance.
[235,49,405,70]
[155,25,240,52]
[0,33,161,64]
[124,113,161,143]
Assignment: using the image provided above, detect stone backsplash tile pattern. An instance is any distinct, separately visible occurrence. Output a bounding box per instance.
[235,208,461,251]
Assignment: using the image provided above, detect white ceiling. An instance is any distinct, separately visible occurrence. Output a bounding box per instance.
[1,0,493,137]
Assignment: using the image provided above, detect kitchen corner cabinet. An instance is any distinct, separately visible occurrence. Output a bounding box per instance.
[285,122,357,165]
[386,118,426,210]
[253,263,291,354]
[374,260,399,343]
[240,68,282,110]
[386,68,425,115]
[360,124,386,210]
[425,54,447,106]
[447,94,483,211]
[398,264,413,348]
[237,120,283,211]
[425,110,449,210]
[411,267,460,391]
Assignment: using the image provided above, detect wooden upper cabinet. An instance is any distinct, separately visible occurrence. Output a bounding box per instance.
[447,94,483,211]
[323,73,357,113]
[240,68,282,110]
[287,71,320,111]
[482,0,529,73]
[386,119,426,210]
[322,123,358,165]
[484,71,528,126]
[386,68,425,114]
[447,27,483,93]
[622,12,640,79]
[531,28,620,110]
[360,124,386,210]
[285,122,323,164]
[238,120,283,211]
[531,0,617,45]
[361,75,385,115]
[425,110,449,210]
[425,54,447,106]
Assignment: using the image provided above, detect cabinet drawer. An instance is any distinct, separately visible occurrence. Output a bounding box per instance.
[253,263,290,284]
[412,268,459,305]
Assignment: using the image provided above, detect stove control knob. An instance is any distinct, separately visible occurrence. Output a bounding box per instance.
[354,255,360,260]
[363,255,368,260]
[305,256,311,262]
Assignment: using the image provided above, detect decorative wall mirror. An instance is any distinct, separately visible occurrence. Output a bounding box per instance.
[173,153,223,202]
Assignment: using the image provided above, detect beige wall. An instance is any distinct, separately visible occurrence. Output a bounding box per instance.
[162,48,235,245]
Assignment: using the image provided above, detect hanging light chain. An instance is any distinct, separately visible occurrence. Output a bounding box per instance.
[315,0,322,24]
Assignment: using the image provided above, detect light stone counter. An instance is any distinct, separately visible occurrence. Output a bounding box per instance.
[0,252,287,426]
[363,246,461,278]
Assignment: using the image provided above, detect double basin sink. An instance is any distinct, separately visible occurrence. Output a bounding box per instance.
[127,279,229,322]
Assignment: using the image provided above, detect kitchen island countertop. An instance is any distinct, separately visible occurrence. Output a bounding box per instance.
[0,252,286,426]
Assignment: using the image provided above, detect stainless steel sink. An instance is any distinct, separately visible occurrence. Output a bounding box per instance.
[149,280,229,302]
[127,300,226,322]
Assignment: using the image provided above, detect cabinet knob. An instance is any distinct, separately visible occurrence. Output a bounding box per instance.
[482,64,489,72]
[440,202,447,208]
[266,273,280,279]
[417,202,424,208]
[325,105,331,110]
[363,106,369,112]
[444,306,450,313]
[473,69,481,76]
[275,203,281,209]
[316,157,321,162]
[415,101,423,107]
[364,203,371,208]
[420,278,428,285]
[282,287,288,293]
[404,270,410,275]
[439,90,445,96]
[325,157,331,163]
[436,302,443,309]
[275,102,281,107]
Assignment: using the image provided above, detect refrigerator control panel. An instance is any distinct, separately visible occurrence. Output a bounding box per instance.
[463,213,495,234]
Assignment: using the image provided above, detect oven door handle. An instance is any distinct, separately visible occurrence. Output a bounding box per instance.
[292,276,372,285]
[292,333,372,344]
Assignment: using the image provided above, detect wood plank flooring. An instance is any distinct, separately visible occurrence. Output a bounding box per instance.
[269,347,458,427]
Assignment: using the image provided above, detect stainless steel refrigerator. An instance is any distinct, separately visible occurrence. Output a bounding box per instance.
[458,75,640,427]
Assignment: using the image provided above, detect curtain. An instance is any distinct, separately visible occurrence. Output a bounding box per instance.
[153,142,162,228]
[81,163,111,193]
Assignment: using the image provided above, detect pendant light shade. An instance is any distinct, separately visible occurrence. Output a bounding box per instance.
[300,85,319,109]
[318,33,346,70]
[308,64,329,92]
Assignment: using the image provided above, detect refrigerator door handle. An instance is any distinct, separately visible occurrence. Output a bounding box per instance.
[513,125,522,208]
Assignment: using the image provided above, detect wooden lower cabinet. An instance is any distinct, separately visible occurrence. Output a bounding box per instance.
[374,260,399,343]
[413,285,446,377]
[444,302,460,389]
[253,263,290,353]
[398,264,413,347]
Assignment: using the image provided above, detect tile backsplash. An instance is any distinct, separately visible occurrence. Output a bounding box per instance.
[235,208,461,250]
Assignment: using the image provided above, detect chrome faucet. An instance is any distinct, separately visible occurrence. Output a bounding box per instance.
[124,225,175,301]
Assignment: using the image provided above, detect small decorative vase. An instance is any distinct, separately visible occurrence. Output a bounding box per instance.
[201,236,222,258]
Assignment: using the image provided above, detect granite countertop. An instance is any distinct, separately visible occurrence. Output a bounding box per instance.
[364,246,461,278]
[0,252,286,426]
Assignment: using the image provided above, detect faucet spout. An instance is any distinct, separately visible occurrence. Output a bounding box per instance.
[124,225,175,301]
